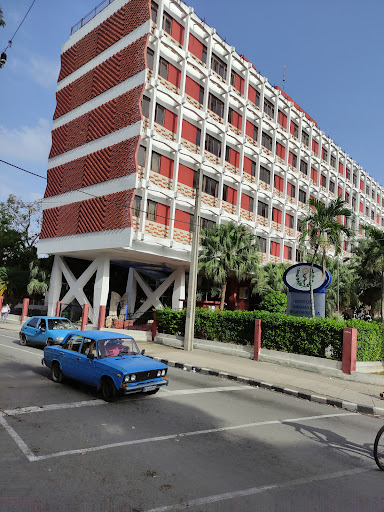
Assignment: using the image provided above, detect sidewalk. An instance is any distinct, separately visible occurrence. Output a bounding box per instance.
[4,318,384,416]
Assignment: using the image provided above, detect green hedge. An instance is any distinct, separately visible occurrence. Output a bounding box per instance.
[155,308,384,362]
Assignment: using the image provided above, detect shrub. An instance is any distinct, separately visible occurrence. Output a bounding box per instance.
[155,308,384,362]
[258,291,287,313]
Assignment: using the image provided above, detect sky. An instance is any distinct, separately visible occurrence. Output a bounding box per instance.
[0,0,383,204]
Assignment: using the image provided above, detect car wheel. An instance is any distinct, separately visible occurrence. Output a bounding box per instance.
[51,362,63,383]
[100,378,117,402]
[46,338,54,346]
[19,333,27,346]
[145,388,160,395]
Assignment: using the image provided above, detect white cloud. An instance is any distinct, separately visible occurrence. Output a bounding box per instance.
[0,118,51,164]
[27,55,60,88]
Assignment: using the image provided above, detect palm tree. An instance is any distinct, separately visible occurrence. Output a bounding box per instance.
[300,197,354,317]
[251,262,289,300]
[354,225,384,322]
[198,222,260,309]
[27,261,49,297]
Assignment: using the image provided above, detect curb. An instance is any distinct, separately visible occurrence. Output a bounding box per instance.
[153,357,384,418]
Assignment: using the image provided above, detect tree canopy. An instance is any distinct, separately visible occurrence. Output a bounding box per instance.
[198,222,260,309]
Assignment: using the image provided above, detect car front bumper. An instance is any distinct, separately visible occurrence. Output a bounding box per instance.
[122,379,168,394]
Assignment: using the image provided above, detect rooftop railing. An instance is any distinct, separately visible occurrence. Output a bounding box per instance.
[71,0,116,35]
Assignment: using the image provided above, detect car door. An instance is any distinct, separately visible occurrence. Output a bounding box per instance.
[58,335,83,378]
[33,318,47,345]
[23,317,41,343]
[72,338,101,387]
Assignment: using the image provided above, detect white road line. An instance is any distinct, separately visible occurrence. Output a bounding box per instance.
[24,411,353,462]
[0,342,41,357]
[3,399,105,416]
[161,386,251,395]
[143,467,372,512]
[3,387,253,416]
[0,413,38,462]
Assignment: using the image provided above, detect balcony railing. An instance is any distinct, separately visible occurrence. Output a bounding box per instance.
[71,0,116,35]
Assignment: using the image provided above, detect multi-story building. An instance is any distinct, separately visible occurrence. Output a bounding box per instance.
[38,0,384,324]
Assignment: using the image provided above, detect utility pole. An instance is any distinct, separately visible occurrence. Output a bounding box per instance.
[184,166,203,351]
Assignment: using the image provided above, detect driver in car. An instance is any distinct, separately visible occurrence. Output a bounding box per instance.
[105,339,125,357]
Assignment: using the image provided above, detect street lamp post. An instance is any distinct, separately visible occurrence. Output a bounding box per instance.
[184,166,203,351]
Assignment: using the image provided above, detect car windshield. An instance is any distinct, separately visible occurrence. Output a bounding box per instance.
[98,338,140,358]
[48,318,75,330]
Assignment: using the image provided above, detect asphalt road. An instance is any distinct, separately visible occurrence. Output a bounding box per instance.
[1,329,384,512]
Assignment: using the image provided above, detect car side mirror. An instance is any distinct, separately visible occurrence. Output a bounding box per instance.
[141,349,145,355]
[87,353,95,360]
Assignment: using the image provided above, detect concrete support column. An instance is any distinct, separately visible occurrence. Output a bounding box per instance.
[20,298,29,324]
[172,268,186,310]
[126,267,137,315]
[92,256,110,325]
[47,255,62,316]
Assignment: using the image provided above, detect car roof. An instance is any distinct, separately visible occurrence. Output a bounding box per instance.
[71,330,135,341]
[31,316,70,320]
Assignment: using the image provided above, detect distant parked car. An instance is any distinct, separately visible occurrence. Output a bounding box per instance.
[42,330,168,401]
[19,316,78,346]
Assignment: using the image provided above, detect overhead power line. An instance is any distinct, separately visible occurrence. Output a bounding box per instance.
[2,0,37,53]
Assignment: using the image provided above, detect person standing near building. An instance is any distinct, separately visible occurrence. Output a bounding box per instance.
[1,303,9,322]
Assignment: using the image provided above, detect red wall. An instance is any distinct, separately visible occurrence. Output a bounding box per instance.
[188,34,204,61]
[185,76,201,101]
[225,186,237,205]
[278,111,287,129]
[156,204,170,226]
[276,142,285,159]
[171,18,184,45]
[182,120,199,145]
[178,163,195,187]
[164,108,178,133]
[174,209,191,231]
[167,63,181,88]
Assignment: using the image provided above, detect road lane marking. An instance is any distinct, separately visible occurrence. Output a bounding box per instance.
[0,342,41,357]
[0,413,39,462]
[143,466,372,512]
[3,399,106,416]
[5,411,353,462]
[2,387,253,416]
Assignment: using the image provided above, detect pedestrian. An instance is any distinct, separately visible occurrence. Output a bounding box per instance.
[1,303,9,323]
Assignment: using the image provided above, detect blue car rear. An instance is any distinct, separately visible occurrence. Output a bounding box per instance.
[19,316,78,346]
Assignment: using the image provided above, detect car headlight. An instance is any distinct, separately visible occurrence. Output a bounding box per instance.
[161,369,166,376]
[130,374,136,381]
[123,375,130,383]
[157,370,161,377]
[55,336,64,342]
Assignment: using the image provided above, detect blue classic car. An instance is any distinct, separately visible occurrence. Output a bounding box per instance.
[19,316,78,346]
[42,330,168,401]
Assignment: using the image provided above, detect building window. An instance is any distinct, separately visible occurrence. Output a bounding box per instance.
[211,54,227,79]
[202,175,219,197]
[225,146,231,162]
[345,192,350,203]
[352,196,356,210]
[365,206,369,217]
[372,189,375,200]
[230,71,236,87]
[257,201,268,218]
[251,160,257,177]
[202,44,207,64]
[151,1,158,23]
[286,214,294,229]
[297,217,303,232]
[199,85,204,105]
[251,123,258,141]
[137,146,146,167]
[151,151,161,172]
[259,165,270,185]
[300,160,308,175]
[238,287,249,300]
[133,196,141,217]
[291,122,298,138]
[346,168,351,180]
[142,96,150,118]
[162,12,172,34]
[200,217,215,230]
[208,93,224,117]
[285,246,292,260]
[249,197,254,212]
[264,98,274,118]
[223,184,229,202]
[353,173,357,186]
[302,131,309,147]
[330,155,336,168]
[371,210,375,220]
[205,134,222,157]
[321,174,327,188]
[258,236,267,253]
[146,200,157,221]
[287,182,296,199]
[329,181,335,194]
[147,48,154,70]
[159,57,168,79]
[195,127,201,147]
[155,104,165,125]
[290,152,297,168]
[299,189,307,203]
[322,147,328,161]
[261,132,272,151]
